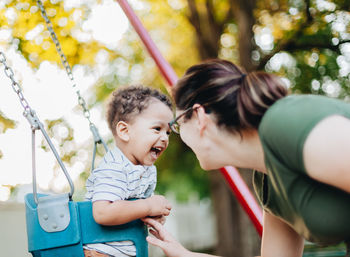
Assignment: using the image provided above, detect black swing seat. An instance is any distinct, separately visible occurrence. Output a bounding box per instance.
[25,193,148,257]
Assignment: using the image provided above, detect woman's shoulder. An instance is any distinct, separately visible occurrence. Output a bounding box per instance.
[259,94,350,133]
[264,94,343,114]
[258,94,350,171]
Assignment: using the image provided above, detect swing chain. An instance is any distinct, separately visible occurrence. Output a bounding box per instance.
[0,51,75,202]
[0,52,31,112]
[36,0,92,124]
[36,0,109,171]
[36,0,109,160]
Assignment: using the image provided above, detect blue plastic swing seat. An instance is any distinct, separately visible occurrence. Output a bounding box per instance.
[25,193,148,257]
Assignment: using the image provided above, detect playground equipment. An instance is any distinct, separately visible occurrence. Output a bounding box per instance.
[0,50,149,257]
[0,0,150,255]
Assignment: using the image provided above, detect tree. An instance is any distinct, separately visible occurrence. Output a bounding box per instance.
[1,0,349,256]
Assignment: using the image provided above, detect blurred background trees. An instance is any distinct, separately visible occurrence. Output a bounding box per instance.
[0,0,349,256]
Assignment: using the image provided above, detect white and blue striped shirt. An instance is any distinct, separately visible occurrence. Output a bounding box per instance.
[84,146,157,256]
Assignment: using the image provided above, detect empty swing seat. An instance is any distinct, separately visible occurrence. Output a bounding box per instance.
[25,193,148,257]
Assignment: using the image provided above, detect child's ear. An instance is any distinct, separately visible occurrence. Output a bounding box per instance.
[116,121,130,142]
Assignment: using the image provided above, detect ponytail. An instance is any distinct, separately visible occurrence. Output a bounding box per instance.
[237,72,288,129]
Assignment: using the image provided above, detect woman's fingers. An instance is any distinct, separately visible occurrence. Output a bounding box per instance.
[149,228,160,239]
[143,218,190,257]
[143,217,174,241]
[144,217,163,230]
[146,235,166,248]
[143,217,160,226]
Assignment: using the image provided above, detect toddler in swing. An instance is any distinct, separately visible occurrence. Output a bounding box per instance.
[83,85,173,257]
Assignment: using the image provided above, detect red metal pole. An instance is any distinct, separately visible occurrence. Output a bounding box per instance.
[117,0,263,236]
[220,166,263,236]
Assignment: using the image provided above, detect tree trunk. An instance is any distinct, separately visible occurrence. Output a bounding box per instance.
[232,0,257,71]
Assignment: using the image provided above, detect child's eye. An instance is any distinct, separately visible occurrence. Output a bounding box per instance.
[153,127,161,131]
[166,130,171,135]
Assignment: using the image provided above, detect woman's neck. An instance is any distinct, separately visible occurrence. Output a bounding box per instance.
[212,128,267,173]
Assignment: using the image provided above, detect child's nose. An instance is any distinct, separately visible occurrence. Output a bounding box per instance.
[160,131,169,142]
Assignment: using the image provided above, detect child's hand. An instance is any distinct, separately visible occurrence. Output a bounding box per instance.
[146,195,172,217]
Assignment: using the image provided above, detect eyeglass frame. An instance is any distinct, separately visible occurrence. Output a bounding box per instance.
[168,106,201,134]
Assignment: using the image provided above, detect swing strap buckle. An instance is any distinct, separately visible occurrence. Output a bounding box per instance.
[37,193,71,232]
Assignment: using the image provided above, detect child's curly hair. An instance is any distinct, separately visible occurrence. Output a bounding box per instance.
[107,85,173,136]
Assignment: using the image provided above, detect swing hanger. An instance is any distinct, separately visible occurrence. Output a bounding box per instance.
[0,51,74,204]
[36,0,108,167]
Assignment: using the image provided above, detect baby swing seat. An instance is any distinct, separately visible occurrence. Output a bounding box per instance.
[25,193,148,257]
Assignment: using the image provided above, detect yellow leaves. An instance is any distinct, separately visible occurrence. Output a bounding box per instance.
[319,54,328,66]
[0,112,16,134]
[12,14,40,38]
[61,37,78,57]
[1,0,98,68]
[2,0,199,90]
[139,0,199,75]
[256,10,294,42]
[305,23,322,35]
[78,41,102,65]
[212,0,231,23]
[0,9,9,27]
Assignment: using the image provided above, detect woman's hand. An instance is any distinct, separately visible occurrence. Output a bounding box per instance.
[148,215,166,225]
[142,217,190,257]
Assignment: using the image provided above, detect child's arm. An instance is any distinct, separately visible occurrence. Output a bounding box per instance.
[92,195,172,226]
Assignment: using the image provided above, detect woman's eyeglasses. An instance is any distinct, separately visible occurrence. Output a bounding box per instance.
[168,107,198,134]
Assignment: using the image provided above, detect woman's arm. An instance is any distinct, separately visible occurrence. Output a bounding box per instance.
[261,211,304,257]
[145,212,303,257]
[303,115,350,194]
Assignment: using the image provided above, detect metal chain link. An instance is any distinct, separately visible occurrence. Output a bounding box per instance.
[36,0,92,124]
[0,51,75,201]
[0,52,32,112]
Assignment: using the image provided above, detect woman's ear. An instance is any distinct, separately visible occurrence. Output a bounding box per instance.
[193,104,210,136]
[116,121,130,142]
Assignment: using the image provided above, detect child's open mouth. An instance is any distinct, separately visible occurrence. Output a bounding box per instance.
[150,147,162,160]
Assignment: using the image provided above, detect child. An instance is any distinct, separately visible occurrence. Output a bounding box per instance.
[83,85,173,257]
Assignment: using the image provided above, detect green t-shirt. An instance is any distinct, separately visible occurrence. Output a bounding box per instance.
[254,94,350,245]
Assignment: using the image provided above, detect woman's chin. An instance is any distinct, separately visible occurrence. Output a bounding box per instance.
[198,160,220,171]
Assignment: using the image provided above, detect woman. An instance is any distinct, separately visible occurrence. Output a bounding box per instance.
[143,59,350,257]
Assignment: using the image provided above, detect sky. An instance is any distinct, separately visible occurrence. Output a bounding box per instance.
[0,0,129,201]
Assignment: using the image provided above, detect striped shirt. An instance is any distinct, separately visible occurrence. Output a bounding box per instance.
[84,146,157,256]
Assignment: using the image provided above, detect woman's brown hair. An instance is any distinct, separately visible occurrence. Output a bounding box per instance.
[172,59,288,132]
